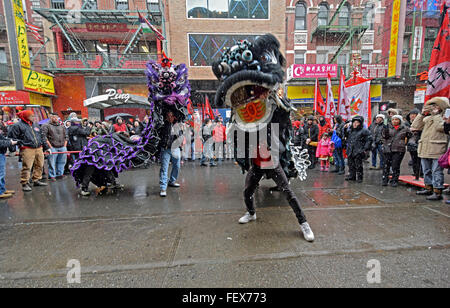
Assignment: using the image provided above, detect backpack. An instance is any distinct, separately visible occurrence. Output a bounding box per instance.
[331,130,342,149]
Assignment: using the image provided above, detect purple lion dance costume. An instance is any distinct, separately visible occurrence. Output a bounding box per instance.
[71,53,190,195]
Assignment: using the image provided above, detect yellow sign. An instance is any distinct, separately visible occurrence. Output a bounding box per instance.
[22,68,55,95]
[12,0,30,68]
[388,0,401,77]
[29,92,52,107]
[287,84,382,101]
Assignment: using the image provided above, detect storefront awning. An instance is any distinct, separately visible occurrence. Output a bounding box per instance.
[83,93,151,110]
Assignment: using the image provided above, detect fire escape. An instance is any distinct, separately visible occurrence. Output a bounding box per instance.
[33,0,164,73]
[310,0,368,67]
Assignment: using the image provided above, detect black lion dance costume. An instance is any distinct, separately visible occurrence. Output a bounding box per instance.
[71,53,190,196]
[212,34,314,241]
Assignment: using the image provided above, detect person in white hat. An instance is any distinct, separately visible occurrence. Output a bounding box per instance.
[381,114,411,187]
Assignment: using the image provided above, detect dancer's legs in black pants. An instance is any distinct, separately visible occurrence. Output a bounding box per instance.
[244,165,307,225]
[81,165,95,190]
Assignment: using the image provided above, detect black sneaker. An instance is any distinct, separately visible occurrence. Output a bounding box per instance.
[22,184,32,192]
[33,180,48,187]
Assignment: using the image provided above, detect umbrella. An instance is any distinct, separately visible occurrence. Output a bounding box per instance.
[105,113,134,122]
[39,118,50,125]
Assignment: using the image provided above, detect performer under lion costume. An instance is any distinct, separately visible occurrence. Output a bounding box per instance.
[212,34,314,241]
[71,53,190,196]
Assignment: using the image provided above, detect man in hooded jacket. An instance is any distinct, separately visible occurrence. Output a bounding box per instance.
[343,116,373,183]
[8,110,48,191]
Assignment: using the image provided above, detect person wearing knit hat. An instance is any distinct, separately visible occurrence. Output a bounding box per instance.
[381,114,411,187]
[7,110,48,191]
[369,114,387,170]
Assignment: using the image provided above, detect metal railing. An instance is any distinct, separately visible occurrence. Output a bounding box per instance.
[40,52,158,72]
[310,14,368,40]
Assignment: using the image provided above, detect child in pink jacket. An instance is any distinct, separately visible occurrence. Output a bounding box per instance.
[316,132,335,171]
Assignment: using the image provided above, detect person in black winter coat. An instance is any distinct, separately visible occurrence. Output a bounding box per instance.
[406,109,422,180]
[381,115,411,187]
[343,116,373,182]
[304,116,319,169]
[67,118,90,162]
[293,124,306,148]
[369,114,386,170]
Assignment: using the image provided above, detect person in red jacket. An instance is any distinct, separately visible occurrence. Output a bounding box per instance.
[212,117,226,161]
[111,117,129,135]
[318,115,332,140]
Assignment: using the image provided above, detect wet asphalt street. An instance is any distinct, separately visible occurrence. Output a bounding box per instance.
[0,156,448,288]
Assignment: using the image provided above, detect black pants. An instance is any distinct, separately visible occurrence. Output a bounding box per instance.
[409,151,422,178]
[244,164,307,225]
[383,152,405,182]
[307,145,317,167]
[348,154,364,180]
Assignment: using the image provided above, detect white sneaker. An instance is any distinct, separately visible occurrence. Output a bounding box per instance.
[300,222,315,242]
[160,190,167,197]
[238,212,256,224]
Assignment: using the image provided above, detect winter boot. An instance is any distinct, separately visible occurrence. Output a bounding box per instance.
[338,166,345,175]
[345,175,356,181]
[382,177,389,186]
[416,185,433,196]
[426,188,443,201]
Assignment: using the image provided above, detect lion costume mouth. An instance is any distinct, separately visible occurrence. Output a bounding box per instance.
[224,81,274,130]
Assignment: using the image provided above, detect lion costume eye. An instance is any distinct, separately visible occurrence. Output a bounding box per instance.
[261,51,278,64]
[242,50,253,62]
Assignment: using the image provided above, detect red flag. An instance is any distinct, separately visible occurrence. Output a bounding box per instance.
[314,79,326,116]
[425,4,450,101]
[25,21,45,45]
[338,67,350,121]
[187,98,194,115]
[325,73,336,124]
[204,95,215,120]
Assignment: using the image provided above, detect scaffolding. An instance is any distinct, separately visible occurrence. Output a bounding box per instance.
[310,0,368,66]
[33,1,164,73]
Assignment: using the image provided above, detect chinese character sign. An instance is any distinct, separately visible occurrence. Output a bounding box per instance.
[12,0,30,68]
[290,64,338,79]
[388,0,401,77]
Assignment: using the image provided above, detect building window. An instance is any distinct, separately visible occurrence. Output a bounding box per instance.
[189,34,260,66]
[295,2,307,30]
[186,0,269,19]
[361,52,371,64]
[316,52,328,64]
[337,53,348,74]
[116,0,129,10]
[294,51,305,64]
[338,3,350,27]
[83,0,97,9]
[51,0,65,9]
[0,48,7,64]
[363,2,374,30]
[318,3,328,26]
[147,0,160,12]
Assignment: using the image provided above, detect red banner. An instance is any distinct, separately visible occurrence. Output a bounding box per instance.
[0,91,30,105]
